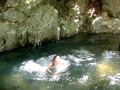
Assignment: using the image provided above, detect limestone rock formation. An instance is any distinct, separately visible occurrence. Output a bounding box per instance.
[102,0,120,18]
[91,12,120,34]
[0,22,27,52]
[26,5,58,45]
[0,0,120,52]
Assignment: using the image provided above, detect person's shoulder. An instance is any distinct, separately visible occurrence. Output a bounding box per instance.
[48,63,53,67]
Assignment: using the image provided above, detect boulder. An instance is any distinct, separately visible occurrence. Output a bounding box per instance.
[59,0,86,37]
[6,0,43,15]
[91,16,120,34]
[0,22,18,52]
[3,8,27,23]
[102,0,120,18]
[25,5,58,45]
[60,17,83,37]
[0,22,28,52]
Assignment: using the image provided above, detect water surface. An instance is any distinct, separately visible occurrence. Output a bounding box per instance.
[0,33,120,90]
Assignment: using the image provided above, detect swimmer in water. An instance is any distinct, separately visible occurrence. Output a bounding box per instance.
[47,55,61,70]
[46,55,70,80]
[47,55,62,79]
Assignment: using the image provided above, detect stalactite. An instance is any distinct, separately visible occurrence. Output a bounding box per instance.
[57,27,60,40]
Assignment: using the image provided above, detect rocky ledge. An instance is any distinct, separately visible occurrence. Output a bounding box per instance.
[0,0,120,52]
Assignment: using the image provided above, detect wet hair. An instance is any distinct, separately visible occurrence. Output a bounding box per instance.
[52,55,57,62]
[52,55,58,66]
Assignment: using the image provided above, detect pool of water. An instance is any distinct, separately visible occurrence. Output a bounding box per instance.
[0,33,120,90]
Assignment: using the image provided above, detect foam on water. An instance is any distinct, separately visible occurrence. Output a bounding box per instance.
[102,50,120,59]
[78,75,89,84]
[20,60,47,73]
[55,59,70,74]
[18,49,97,82]
[108,73,120,85]
[67,49,96,66]
[19,57,71,81]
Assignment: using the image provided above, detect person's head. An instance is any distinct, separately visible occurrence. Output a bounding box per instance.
[52,55,60,66]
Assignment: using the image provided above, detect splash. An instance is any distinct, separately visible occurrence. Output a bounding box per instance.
[54,59,70,74]
[102,50,120,59]
[67,49,96,66]
[78,75,89,84]
[19,57,70,81]
[19,60,47,73]
[108,73,120,85]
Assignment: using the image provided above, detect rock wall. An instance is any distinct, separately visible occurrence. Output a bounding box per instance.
[102,0,120,18]
[89,0,120,34]
[0,0,120,52]
[0,0,59,52]
[90,14,120,34]
[0,0,87,52]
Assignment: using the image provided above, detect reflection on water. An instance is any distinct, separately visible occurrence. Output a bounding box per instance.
[96,63,114,77]
[0,33,120,90]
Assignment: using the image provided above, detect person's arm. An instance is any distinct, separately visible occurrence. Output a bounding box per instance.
[46,63,53,72]
[48,63,53,69]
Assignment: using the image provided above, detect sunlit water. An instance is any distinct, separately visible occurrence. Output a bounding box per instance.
[0,33,120,90]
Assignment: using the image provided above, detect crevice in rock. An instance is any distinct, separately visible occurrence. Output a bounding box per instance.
[0,0,6,12]
[90,0,102,14]
[1,38,6,47]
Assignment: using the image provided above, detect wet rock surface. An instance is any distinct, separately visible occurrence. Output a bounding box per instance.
[102,0,120,18]
[0,0,120,52]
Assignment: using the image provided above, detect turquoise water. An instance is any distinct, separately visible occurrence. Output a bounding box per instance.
[0,33,120,90]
